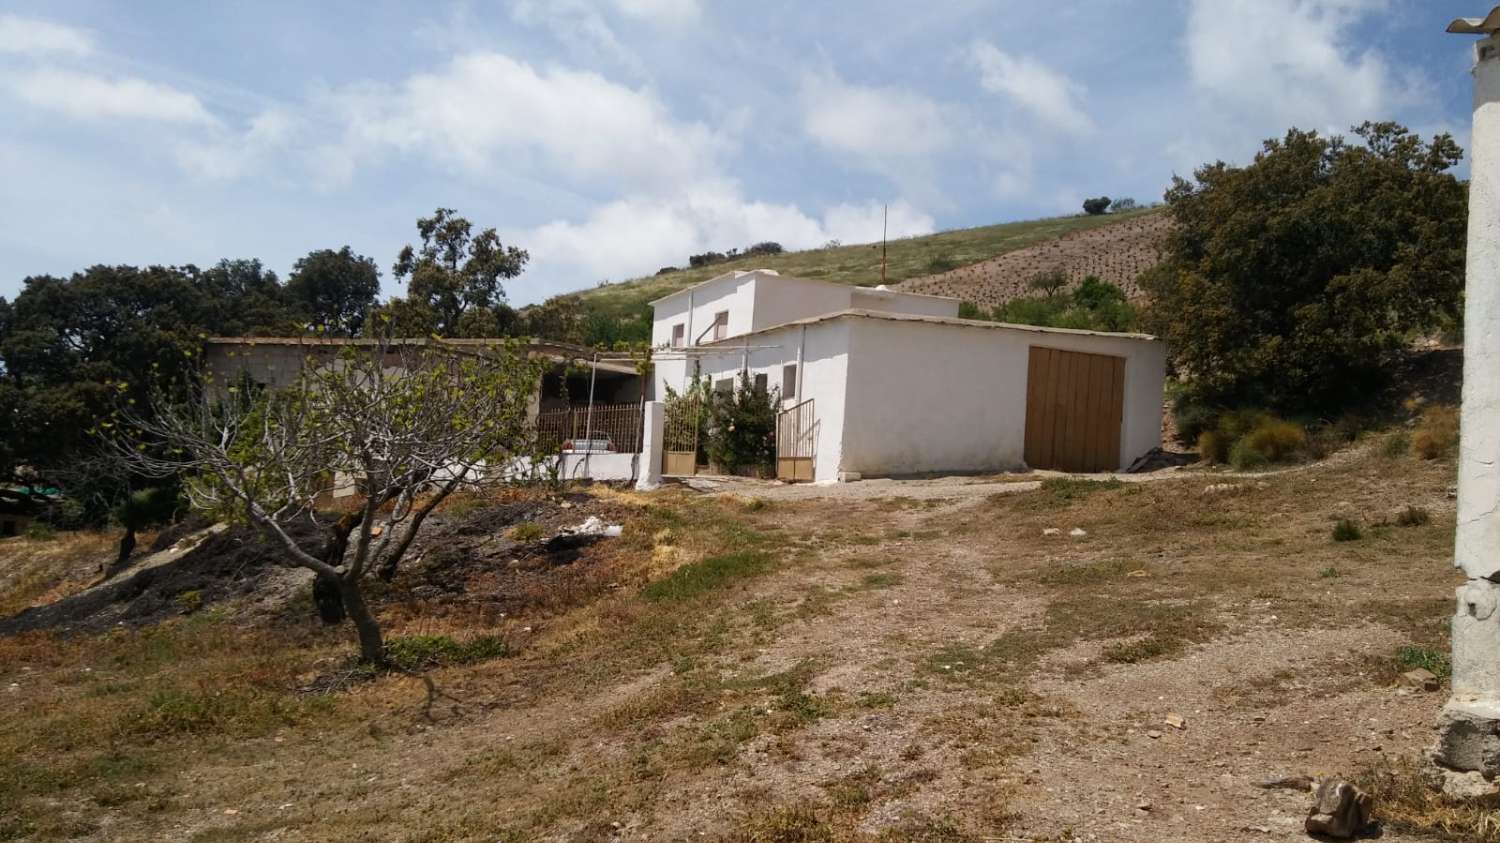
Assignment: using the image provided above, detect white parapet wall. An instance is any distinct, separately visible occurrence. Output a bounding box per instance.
[556,452,641,483]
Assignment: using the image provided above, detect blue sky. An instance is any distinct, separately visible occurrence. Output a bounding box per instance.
[0,1,1485,305]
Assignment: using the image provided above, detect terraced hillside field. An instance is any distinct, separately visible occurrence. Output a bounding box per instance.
[570,208,1164,326]
[896,211,1170,309]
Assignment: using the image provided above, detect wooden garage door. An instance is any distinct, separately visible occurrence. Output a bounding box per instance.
[1024,346,1125,473]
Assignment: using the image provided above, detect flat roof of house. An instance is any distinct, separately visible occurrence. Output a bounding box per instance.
[205,336,641,375]
[693,308,1159,346]
[647,268,960,307]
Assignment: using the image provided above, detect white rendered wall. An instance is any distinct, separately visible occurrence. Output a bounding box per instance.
[652,270,962,350]
[749,274,856,332]
[850,288,961,318]
[675,320,851,483]
[649,273,755,348]
[838,318,1165,476]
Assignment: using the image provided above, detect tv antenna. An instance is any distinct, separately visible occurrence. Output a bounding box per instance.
[881,203,888,284]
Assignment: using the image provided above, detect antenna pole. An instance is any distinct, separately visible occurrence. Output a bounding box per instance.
[881,203,888,284]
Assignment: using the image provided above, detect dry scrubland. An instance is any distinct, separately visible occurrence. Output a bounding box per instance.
[1,438,1491,842]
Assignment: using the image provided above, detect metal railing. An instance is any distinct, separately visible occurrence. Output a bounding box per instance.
[536,402,644,454]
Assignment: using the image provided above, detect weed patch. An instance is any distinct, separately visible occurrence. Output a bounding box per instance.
[641,550,774,602]
[1332,519,1363,542]
[384,634,510,671]
[1398,646,1452,680]
[1021,478,1125,510]
[858,573,904,590]
[1412,405,1459,460]
[1396,506,1432,527]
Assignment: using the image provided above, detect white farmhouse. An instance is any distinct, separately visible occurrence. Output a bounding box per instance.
[649,269,1167,483]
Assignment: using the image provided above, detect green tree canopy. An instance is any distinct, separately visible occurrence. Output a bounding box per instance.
[389,208,528,337]
[0,263,304,521]
[286,247,381,335]
[1141,122,1466,412]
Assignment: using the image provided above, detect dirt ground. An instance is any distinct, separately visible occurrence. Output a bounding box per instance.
[0,439,1478,842]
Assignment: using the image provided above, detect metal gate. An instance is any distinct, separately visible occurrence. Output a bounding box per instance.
[662,396,700,476]
[776,398,816,482]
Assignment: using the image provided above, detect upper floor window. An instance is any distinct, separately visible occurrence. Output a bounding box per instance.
[712,311,729,341]
[671,323,685,348]
[782,363,798,400]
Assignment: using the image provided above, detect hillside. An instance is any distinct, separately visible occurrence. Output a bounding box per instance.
[572,207,1164,325]
[897,210,1170,308]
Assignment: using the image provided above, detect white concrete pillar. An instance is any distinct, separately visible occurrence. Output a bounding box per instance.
[1438,12,1500,780]
[635,401,664,491]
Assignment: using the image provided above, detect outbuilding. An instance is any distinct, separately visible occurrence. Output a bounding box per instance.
[649,270,1166,482]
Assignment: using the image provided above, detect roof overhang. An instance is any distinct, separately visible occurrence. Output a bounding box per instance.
[688,308,1158,348]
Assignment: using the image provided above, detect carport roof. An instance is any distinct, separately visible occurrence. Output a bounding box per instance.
[205,336,641,375]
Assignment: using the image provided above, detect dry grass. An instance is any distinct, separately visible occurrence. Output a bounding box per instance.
[0,439,1468,841]
[0,530,115,616]
[1358,757,1500,842]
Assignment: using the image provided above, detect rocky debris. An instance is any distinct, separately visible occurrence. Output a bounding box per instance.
[1400,668,1439,692]
[1256,775,1315,791]
[1433,702,1500,779]
[1438,769,1500,799]
[1164,713,1186,730]
[1069,528,1088,538]
[560,515,623,538]
[1124,448,1196,473]
[1042,527,1061,536]
[541,516,624,560]
[1304,779,1371,839]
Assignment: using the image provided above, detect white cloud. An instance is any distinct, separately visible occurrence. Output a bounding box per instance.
[968,41,1093,136]
[801,73,954,160]
[2,68,215,125]
[327,52,724,191]
[0,14,92,57]
[175,109,296,181]
[1183,0,1403,134]
[820,200,935,246]
[609,0,701,27]
[514,181,932,292]
[510,0,645,75]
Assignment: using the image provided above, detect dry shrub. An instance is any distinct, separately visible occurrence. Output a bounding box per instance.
[1201,412,1306,468]
[1197,430,1228,464]
[1412,405,1459,460]
[1244,417,1306,461]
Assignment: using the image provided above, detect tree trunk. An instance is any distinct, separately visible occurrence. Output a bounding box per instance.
[312,575,345,624]
[100,527,137,580]
[312,512,363,624]
[338,578,384,665]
